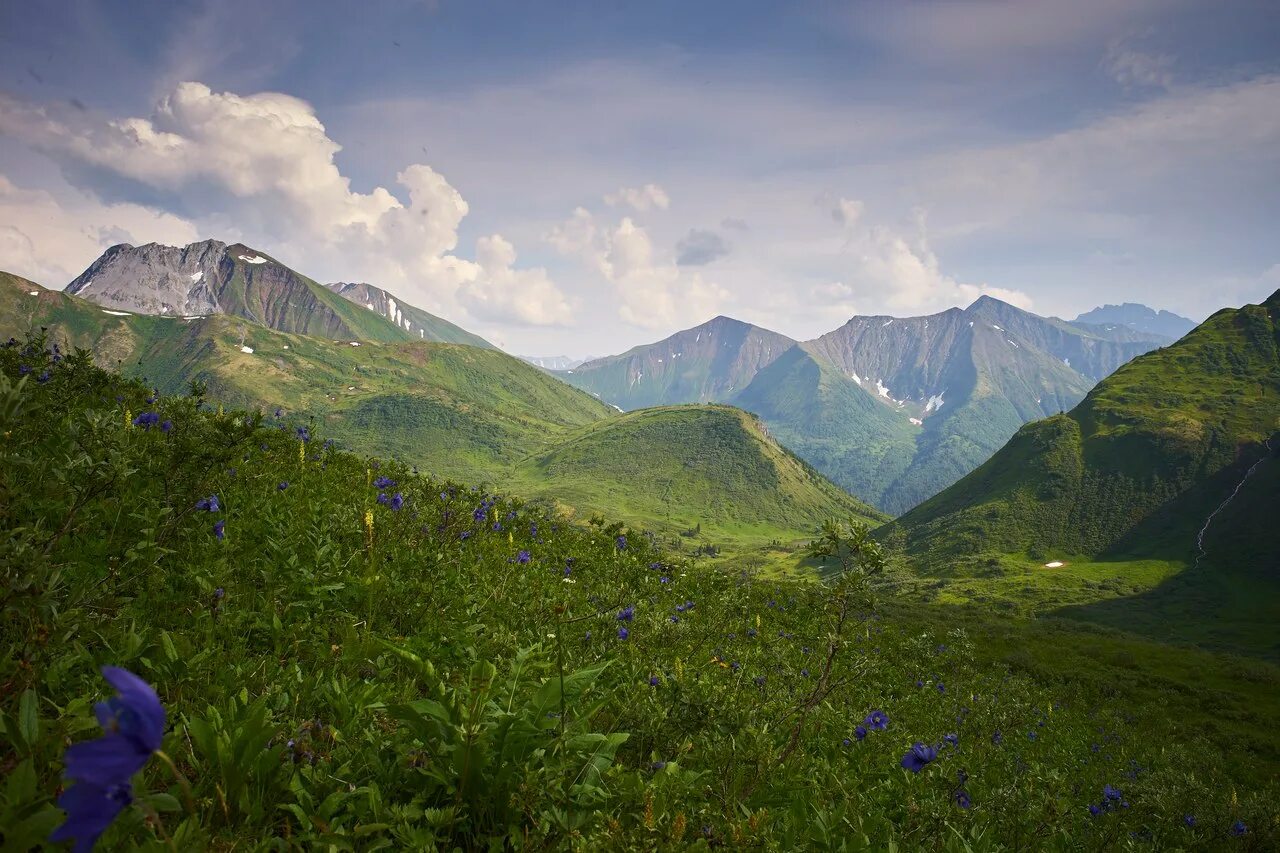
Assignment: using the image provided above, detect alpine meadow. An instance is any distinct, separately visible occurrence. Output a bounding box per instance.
[1,3,1278,852]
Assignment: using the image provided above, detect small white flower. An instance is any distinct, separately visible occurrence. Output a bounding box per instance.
[546,633,557,639]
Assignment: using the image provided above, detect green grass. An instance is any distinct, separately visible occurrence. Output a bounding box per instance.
[3,340,1278,850]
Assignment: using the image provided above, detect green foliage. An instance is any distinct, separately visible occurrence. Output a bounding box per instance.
[2,334,1278,850]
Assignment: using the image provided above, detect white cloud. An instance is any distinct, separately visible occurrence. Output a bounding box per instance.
[0,82,572,326]
[1103,38,1174,89]
[0,175,200,286]
[548,207,728,329]
[456,235,573,326]
[604,183,670,212]
[834,200,1033,314]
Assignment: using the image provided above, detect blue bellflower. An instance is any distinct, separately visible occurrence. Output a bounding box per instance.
[900,742,938,773]
[864,710,889,731]
[51,667,165,851]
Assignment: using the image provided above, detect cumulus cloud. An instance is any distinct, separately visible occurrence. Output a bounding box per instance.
[548,208,728,329]
[0,82,571,327]
[0,175,200,286]
[675,228,730,266]
[603,183,670,212]
[833,199,1033,314]
[456,235,573,325]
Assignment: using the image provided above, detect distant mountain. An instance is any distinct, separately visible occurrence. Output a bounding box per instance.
[64,239,486,346]
[326,281,494,349]
[562,298,1170,514]
[560,316,795,409]
[1073,303,1196,341]
[521,355,592,371]
[887,289,1280,565]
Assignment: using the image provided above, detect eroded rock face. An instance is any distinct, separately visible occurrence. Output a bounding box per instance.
[67,240,228,316]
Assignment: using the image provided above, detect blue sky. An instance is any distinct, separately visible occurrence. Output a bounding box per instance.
[1,0,1277,355]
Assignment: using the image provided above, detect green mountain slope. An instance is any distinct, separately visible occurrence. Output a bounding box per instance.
[327,281,496,348]
[510,404,886,542]
[887,289,1280,564]
[558,315,795,409]
[731,344,919,506]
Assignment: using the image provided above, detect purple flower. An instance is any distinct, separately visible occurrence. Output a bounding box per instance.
[1088,804,1102,817]
[50,781,134,852]
[516,550,531,564]
[854,725,867,741]
[295,426,310,442]
[37,370,51,384]
[864,710,889,731]
[617,627,629,640]
[649,675,659,687]
[1183,815,1196,828]
[160,420,173,434]
[900,742,937,773]
[195,495,220,512]
[1231,821,1247,836]
[18,364,31,375]
[992,730,1003,745]
[374,476,396,489]
[64,667,165,785]
[944,733,959,747]
[615,535,627,550]
[1103,785,1122,802]
[377,492,389,505]
[617,606,635,622]
[954,790,972,809]
[277,482,288,491]
[213,520,225,540]
[131,412,160,430]
[390,493,404,511]
[936,682,946,693]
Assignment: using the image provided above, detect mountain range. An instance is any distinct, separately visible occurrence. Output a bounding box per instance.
[561,298,1174,513]
[1073,302,1197,340]
[1,260,884,547]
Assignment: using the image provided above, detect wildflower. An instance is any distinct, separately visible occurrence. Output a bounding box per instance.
[992,730,1003,745]
[1027,730,1038,742]
[854,725,867,741]
[131,412,160,430]
[390,493,404,511]
[146,394,157,404]
[900,742,937,773]
[516,550,531,564]
[937,682,946,693]
[563,565,572,577]
[754,676,766,687]
[213,520,225,540]
[38,370,51,383]
[51,668,165,850]
[944,733,959,747]
[278,482,288,491]
[374,476,396,489]
[377,492,389,505]
[1231,820,1247,836]
[842,738,851,747]
[617,606,635,622]
[649,675,659,687]
[618,627,629,640]
[274,408,283,418]
[1103,785,1122,803]
[954,790,972,809]
[615,535,627,550]
[650,761,666,771]
[18,364,31,375]
[864,710,889,731]
[213,588,224,600]
[670,615,680,623]
[160,420,173,433]
[295,426,310,442]
[801,668,810,677]
[195,495,220,512]
[659,576,670,584]
[1184,815,1196,828]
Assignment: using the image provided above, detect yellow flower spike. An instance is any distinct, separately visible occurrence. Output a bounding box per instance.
[508,530,513,544]
[366,468,372,489]
[364,510,375,552]
[299,441,305,464]
[124,408,132,429]
[756,614,762,630]
[217,403,223,416]
[675,658,684,680]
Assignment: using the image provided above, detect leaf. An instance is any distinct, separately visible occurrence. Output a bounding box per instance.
[18,689,39,745]
[160,631,178,663]
[142,792,183,813]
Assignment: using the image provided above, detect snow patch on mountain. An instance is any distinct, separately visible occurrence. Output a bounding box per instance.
[238,254,268,264]
[190,271,203,282]
[925,392,946,413]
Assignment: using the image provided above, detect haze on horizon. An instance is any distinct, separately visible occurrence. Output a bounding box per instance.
[0,0,1277,356]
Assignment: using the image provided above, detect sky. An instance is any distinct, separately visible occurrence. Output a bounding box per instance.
[0,0,1277,357]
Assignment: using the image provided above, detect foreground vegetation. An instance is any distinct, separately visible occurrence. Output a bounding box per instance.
[2,337,1277,850]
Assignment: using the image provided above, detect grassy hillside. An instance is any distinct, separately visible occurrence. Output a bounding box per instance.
[510,404,886,545]
[888,289,1279,563]
[328,281,496,349]
[3,340,1276,851]
[1,272,873,564]
[882,290,1280,658]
